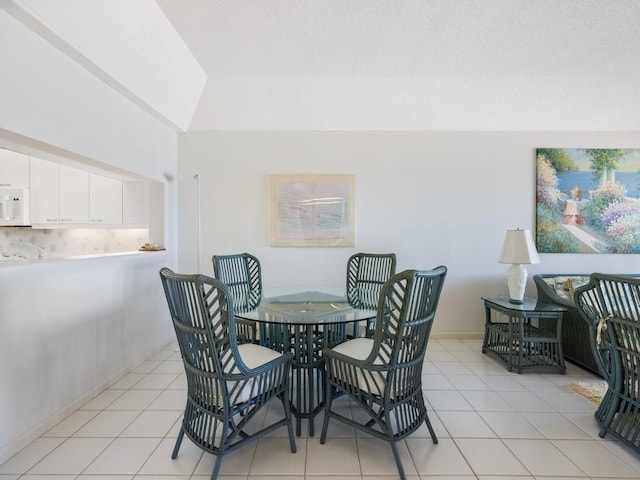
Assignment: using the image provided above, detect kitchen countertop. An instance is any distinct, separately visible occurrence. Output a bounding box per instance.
[0,250,166,266]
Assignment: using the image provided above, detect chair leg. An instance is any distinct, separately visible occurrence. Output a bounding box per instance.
[171,426,185,459]
[320,386,334,443]
[390,441,407,480]
[210,454,223,480]
[282,395,297,453]
[424,413,439,444]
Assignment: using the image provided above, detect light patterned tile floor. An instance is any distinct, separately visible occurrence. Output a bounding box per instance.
[2,338,640,479]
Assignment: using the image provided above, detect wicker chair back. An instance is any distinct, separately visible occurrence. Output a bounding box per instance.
[212,253,262,312]
[346,252,397,309]
[212,253,262,343]
[574,273,640,454]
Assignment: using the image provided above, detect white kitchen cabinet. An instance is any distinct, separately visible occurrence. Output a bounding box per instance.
[29,156,59,224]
[59,165,89,224]
[30,159,89,225]
[90,174,122,225]
[4,147,149,230]
[123,181,148,225]
[0,149,30,187]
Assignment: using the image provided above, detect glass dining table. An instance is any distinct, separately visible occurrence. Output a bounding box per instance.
[235,286,377,436]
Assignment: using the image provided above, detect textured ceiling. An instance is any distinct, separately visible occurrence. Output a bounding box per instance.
[5,0,640,131]
[156,0,640,131]
[158,0,638,78]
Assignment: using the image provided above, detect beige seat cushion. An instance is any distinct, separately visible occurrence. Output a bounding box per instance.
[331,338,386,395]
[213,343,283,406]
[332,337,375,360]
[237,343,282,369]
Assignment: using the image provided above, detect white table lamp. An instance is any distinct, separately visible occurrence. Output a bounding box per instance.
[499,229,541,304]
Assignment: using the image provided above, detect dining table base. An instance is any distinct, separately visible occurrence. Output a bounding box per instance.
[235,289,377,437]
[262,322,349,436]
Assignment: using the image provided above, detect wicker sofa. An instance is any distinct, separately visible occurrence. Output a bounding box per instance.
[533,274,600,376]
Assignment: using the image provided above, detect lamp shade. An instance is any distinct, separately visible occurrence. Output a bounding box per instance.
[499,229,540,265]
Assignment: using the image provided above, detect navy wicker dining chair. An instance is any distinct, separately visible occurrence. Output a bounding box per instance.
[212,253,262,344]
[159,268,296,480]
[345,252,397,338]
[321,267,447,480]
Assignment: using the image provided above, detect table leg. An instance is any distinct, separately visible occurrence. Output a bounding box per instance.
[481,304,490,354]
[517,314,524,374]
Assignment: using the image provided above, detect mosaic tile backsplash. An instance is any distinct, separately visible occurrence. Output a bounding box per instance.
[0,227,148,259]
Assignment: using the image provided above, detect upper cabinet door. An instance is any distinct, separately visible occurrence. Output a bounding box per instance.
[29,157,59,224]
[0,149,30,187]
[59,165,89,224]
[89,174,122,225]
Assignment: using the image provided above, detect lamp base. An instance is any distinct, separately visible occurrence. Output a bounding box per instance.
[506,264,527,304]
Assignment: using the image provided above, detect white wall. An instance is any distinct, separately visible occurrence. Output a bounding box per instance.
[0,10,177,462]
[177,130,640,336]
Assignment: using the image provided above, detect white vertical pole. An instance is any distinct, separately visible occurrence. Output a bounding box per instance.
[194,174,201,273]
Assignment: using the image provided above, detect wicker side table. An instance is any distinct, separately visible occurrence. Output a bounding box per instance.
[482,296,566,374]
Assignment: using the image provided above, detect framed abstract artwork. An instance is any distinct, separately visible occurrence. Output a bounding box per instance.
[536,148,640,253]
[269,174,355,247]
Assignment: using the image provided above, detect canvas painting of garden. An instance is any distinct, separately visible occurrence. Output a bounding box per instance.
[536,148,640,254]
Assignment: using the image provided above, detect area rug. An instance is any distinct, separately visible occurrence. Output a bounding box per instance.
[570,381,607,404]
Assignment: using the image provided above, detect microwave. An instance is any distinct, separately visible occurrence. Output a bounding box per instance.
[0,187,30,226]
